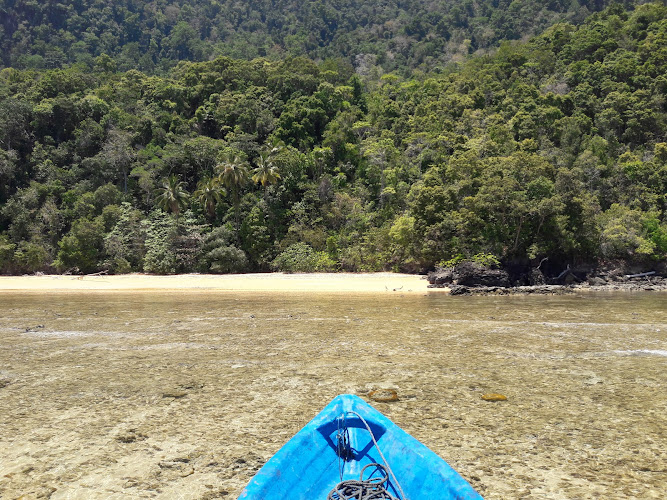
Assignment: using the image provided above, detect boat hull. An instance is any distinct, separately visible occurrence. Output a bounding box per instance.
[239,394,483,499]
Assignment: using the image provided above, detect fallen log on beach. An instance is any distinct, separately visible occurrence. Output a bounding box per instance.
[624,271,656,278]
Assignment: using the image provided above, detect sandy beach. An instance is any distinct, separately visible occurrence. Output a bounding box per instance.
[0,273,429,294]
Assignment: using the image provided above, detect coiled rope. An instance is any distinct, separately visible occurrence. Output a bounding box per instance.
[327,463,399,500]
[326,410,407,500]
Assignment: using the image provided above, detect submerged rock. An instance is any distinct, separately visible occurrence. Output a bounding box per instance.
[115,428,148,443]
[162,389,187,398]
[368,388,399,402]
[481,393,507,402]
[17,485,56,499]
[448,285,471,295]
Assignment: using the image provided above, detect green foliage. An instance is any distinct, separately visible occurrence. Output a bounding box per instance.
[0,0,620,75]
[216,152,250,239]
[470,253,502,268]
[143,211,179,274]
[201,226,248,273]
[193,177,224,220]
[271,242,334,273]
[597,204,656,260]
[104,203,147,273]
[14,241,51,274]
[143,211,204,274]
[643,217,667,256]
[155,175,189,216]
[239,205,274,270]
[54,218,105,273]
[0,235,16,273]
[439,253,501,269]
[0,3,666,276]
[252,150,281,189]
[440,254,466,269]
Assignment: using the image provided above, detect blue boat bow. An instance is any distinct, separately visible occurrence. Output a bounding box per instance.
[239,394,483,499]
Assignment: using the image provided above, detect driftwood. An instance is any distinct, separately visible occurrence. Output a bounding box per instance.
[624,271,656,278]
[75,270,109,280]
[555,265,571,280]
[554,265,581,284]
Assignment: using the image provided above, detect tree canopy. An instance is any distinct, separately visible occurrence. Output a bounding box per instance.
[0,2,665,276]
[0,0,632,74]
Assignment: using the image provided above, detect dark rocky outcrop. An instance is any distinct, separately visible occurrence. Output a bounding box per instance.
[427,259,667,294]
[426,267,453,286]
[448,285,471,295]
[446,285,574,295]
[428,262,509,288]
[453,262,510,287]
[529,268,546,285]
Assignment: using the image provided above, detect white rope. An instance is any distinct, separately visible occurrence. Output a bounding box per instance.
[327,410,408,500]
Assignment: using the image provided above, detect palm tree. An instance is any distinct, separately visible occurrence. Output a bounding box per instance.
[252,150,281,200]
[155,174,189,216]
[216,154,249,239]
[193,176,225,220]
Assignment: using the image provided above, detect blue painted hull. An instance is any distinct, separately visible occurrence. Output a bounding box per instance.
[239,394,483,499]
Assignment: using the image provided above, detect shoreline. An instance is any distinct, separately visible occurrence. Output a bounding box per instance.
[433,281,667,295]
[0,272,431,294]
[0,272,666,295]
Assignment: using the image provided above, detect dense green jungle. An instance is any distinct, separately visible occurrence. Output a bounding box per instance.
[0,1,666,276]
[0,0,634,73]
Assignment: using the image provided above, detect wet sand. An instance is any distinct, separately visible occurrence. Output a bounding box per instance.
[0,289,665,499]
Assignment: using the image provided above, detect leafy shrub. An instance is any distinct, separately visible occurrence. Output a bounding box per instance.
[15,241,51,273]
[202,225,248,273]
[439,253,500,269]
[598,204,656,260]
[643,217,667,257]
[271,242,335,272]
[103,202,146,273]
[142,212,178,274]
[207,245,248,273]
[54,218,105,273]
[440,254,465,268]
[0,235,16,273]
[470,253,501,268]
[315,252,337,272]
[143,210,205,274]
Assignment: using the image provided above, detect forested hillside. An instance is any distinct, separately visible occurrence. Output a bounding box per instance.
[1,0,630,74]
[0,2,666,276]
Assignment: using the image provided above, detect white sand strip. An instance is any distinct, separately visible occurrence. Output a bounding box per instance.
[0,273,432,294]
